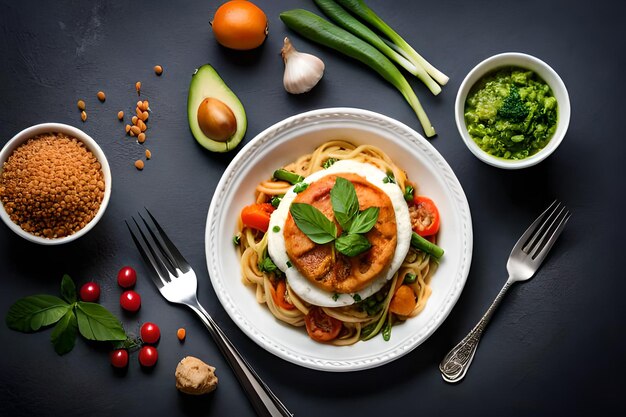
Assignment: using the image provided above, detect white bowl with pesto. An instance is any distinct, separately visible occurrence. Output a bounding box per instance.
[455,52,570,169]
[0,123,111,245]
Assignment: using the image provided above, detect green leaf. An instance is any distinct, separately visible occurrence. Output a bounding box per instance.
[259,256,278,273]
[6,295,70,332]
[382,314,392,341]
[349,207,380,234]
[335,233,371,257]
[60,274,76,304]
[51,309,78,355]
[330,177,359,230]
[290,203,337,244]
[75,302,126,341]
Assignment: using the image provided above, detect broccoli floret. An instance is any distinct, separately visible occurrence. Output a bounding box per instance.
[498,85,529,122]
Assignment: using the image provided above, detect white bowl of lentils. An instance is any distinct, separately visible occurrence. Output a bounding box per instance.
[0,123,111,244]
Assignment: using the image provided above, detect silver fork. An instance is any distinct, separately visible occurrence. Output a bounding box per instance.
[439,200,571,383]
[126,210,293,417]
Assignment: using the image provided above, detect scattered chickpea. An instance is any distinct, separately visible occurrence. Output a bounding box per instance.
[80,111,87,122]
[97,91,106,102]
[138,133,146,143]
[130,130,136,137]
[135,107,143,118]
[77,100,86,111]
[145,149,151,159]
[141,100,150,111]
[140,111,149,121]
[154,65,163,76]
[134,159,144,170]
[132,115,138,125]
[125,124,131,133]
[177,328,186,341]
[135,81,141,95]
[117,111,124,121]
[137,119,147,132]
[130,125,141,135]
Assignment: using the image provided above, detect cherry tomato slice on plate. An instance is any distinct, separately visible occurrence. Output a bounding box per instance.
[410,196,440,237]
[140,322,161,344]
[79,282,100,302]
[304,307,342,342]
[109,349,129,368]
[117,266,137,288]
[138,345,158,367]
[120,290,141,312]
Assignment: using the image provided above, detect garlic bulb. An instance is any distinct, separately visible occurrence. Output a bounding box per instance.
[281,37,325,94]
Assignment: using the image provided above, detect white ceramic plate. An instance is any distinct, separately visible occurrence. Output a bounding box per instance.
[206,108,472,372]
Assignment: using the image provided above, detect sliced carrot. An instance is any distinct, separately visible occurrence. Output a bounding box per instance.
[270,280,295,310]
[389,285,417,316]
[241,203,275,232]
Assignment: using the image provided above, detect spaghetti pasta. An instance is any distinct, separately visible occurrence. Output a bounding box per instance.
[235,141,438,345]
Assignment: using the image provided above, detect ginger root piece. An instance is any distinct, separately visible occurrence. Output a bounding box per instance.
[175,356,218,395]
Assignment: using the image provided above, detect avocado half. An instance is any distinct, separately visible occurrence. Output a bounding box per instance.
[187,64,247,152]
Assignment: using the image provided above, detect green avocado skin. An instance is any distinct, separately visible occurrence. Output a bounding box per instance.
[187,64,247,152]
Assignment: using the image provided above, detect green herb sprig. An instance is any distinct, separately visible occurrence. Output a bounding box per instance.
[289,177,380,257]
[5,275,127,355]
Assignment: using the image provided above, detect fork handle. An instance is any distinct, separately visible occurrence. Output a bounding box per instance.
[439,280,513,383]
[188,302,293,417]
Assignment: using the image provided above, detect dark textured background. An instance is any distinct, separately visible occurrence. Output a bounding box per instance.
[1,1,623,416]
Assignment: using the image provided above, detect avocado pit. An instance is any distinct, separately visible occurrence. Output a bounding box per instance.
[197,97,237,142]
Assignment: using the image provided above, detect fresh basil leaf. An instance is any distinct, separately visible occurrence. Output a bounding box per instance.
[350,207,380,234]
[335,233,371,257]
[6,295,70,332]
[60,274,76,304]
[290,203,337,244]
[51,308,78,355]
[76,302,126,341]
[330,177,359,231]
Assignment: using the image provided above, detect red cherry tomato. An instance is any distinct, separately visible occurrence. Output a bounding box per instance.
[79,282,101,302]
[410,196,441,237]
[117,266,137,288]
[304,307,342,342]
[109,349,129,368]
[138,345,158,367]
[120,290,141,312]
[140,322,161,344]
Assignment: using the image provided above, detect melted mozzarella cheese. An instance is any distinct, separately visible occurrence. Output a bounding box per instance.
[267,160,411,307]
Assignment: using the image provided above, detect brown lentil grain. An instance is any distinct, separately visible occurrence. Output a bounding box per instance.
[138,133,146,143]
[125,124,131,133]
[0,133,104,238]
[130,125,141,135]
[81,111,87,122]
[154,65,163,76]
[134,160,144,170]
[132,115,138,125]
[135,81,141,95]
[141,100,149,111]
[117,111,124,120]
[145,149,151,159]
[77,100,86,111]
[141,111,149,121]
[97,91,106,102]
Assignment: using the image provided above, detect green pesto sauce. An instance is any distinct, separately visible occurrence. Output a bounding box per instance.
[464,67,558,160]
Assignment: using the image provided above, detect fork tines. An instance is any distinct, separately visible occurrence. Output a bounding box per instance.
[126,209,190,288]
[522,200,571,260]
